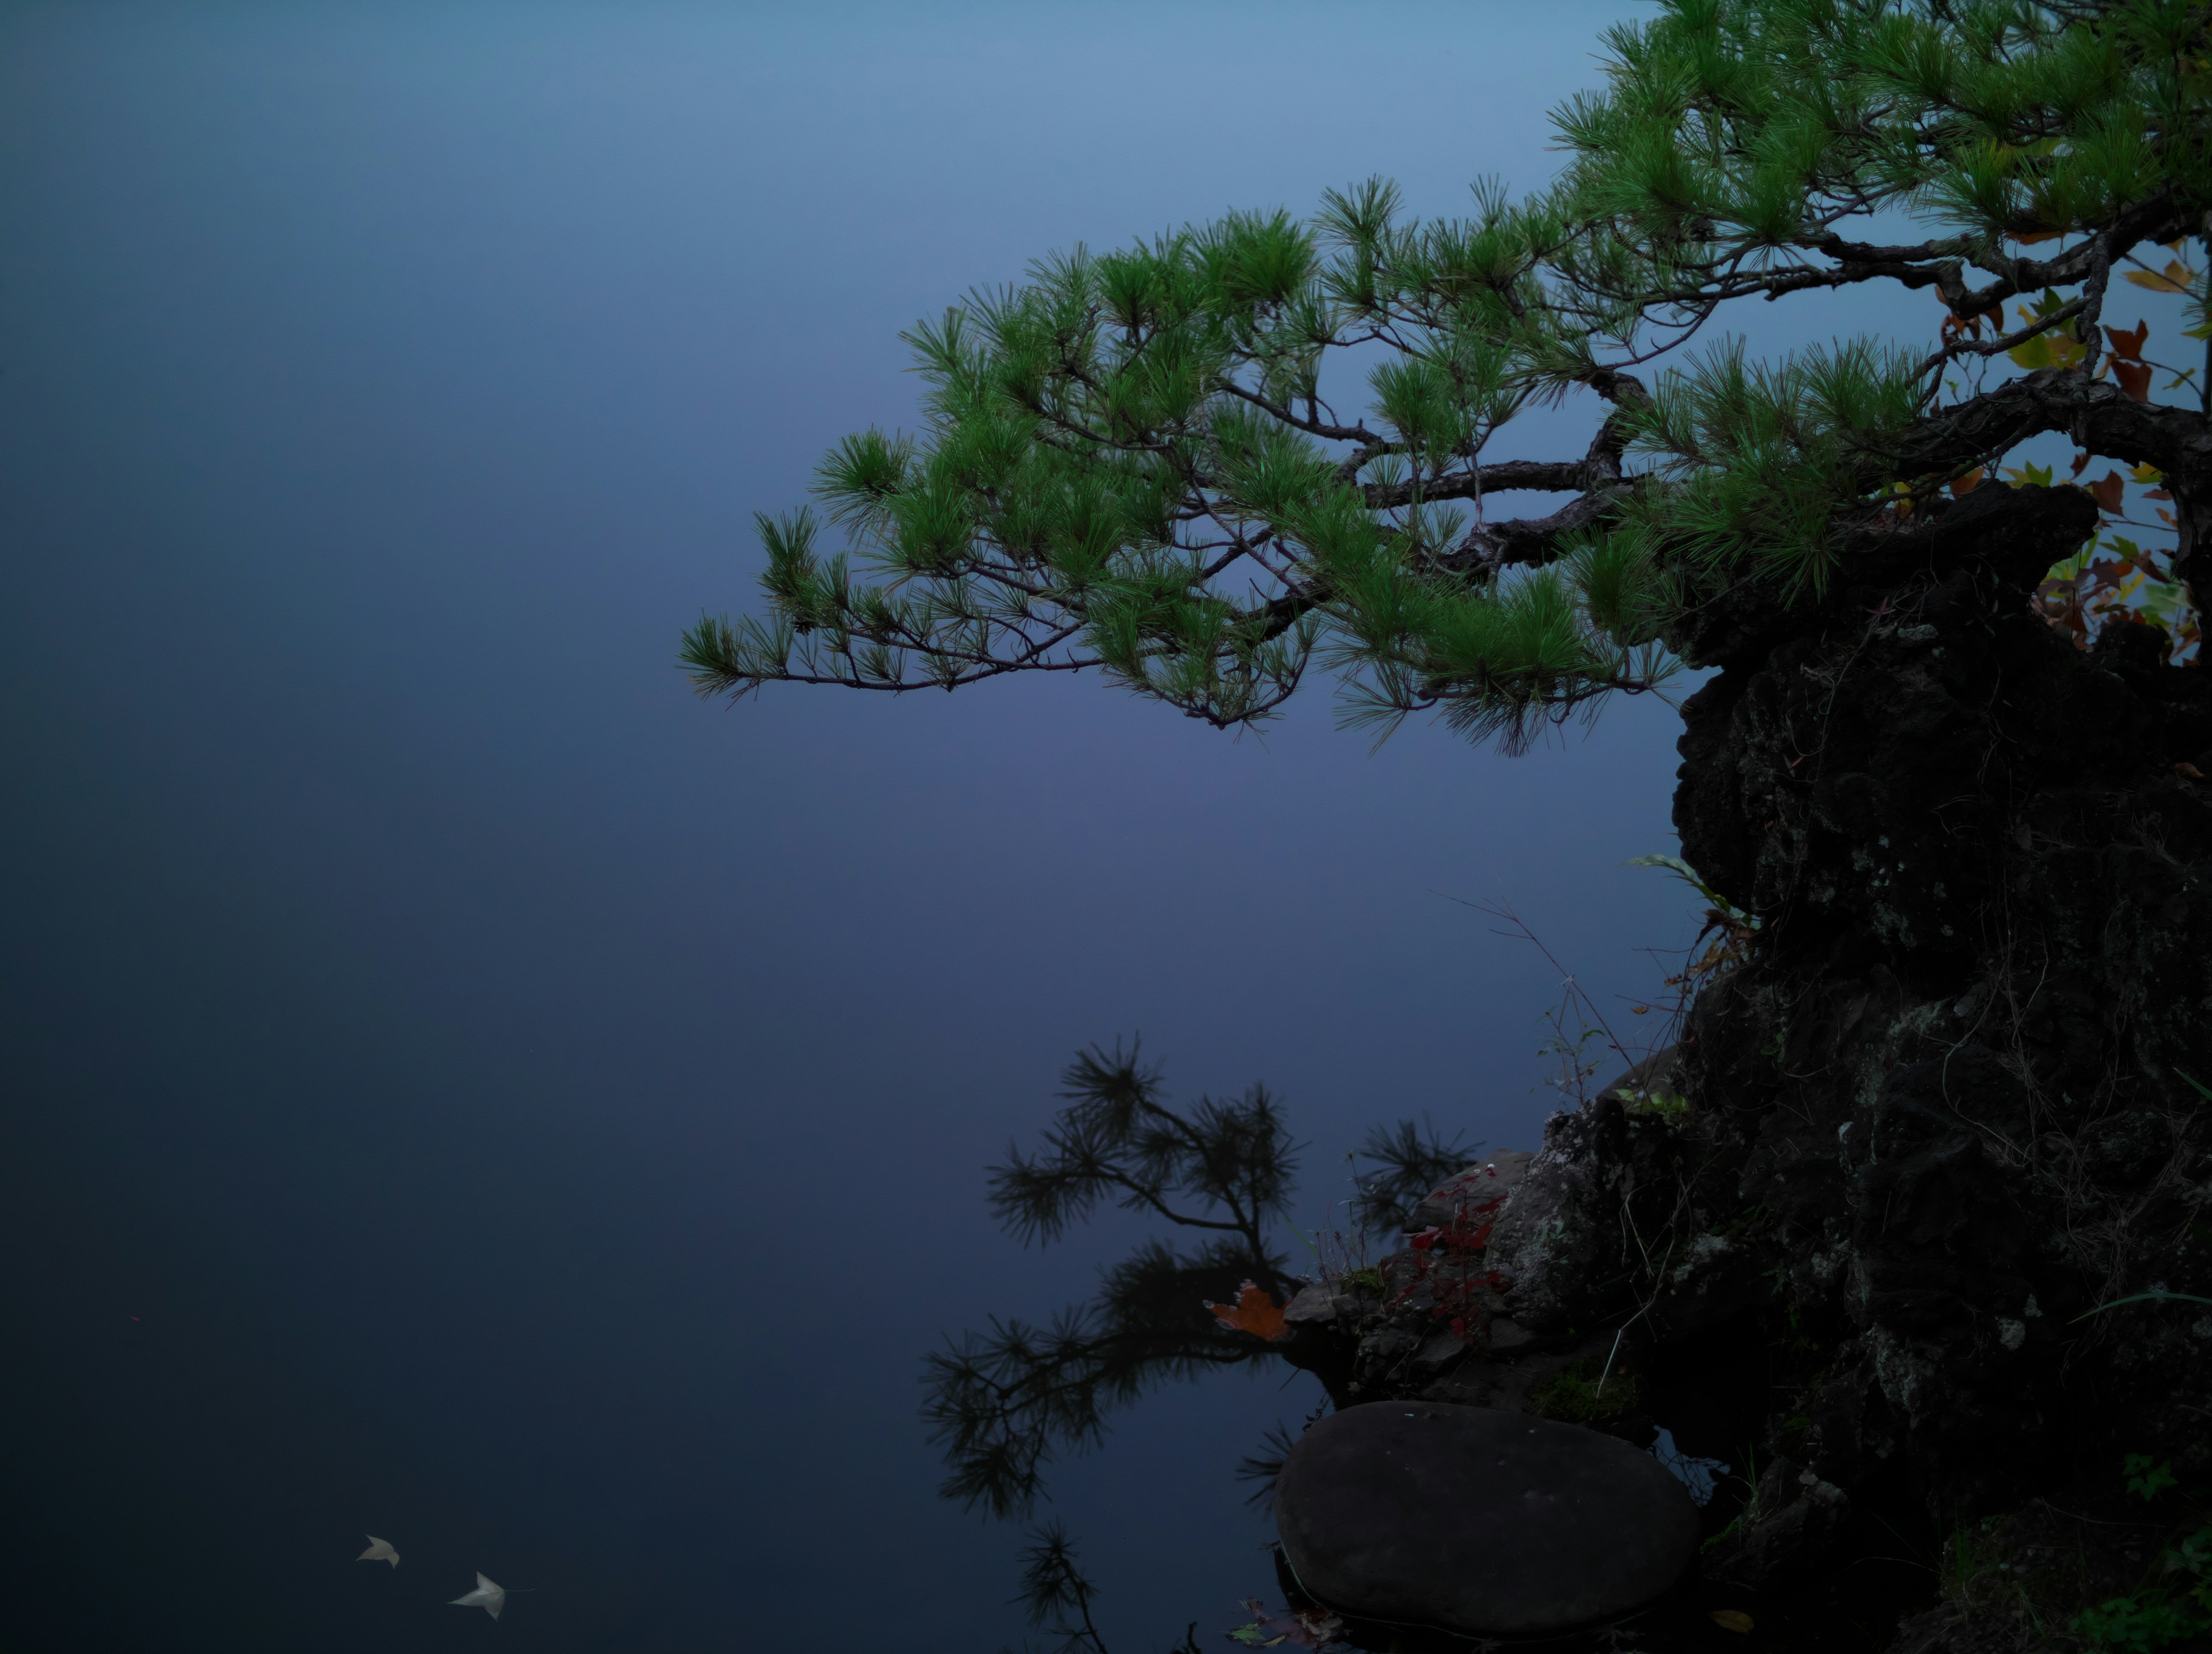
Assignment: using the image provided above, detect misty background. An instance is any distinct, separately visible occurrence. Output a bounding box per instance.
[0,2,1797,1647]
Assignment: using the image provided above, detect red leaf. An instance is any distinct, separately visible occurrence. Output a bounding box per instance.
[2114,359,2154,403]
[2105,320,2150,361]
[2088,472,2127,514]
[2071,451,2093,477]
[1204,1280,1289,1341]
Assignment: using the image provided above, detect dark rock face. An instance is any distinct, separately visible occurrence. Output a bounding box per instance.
[1662,483,2212,1507]
[1266,486,2212,1653]
[1482,1123,1623,1334]
[1272,1403,1700,1637]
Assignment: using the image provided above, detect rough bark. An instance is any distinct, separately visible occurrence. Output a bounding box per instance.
[1664,479,2212,1508]
[1282,481,2212,1651]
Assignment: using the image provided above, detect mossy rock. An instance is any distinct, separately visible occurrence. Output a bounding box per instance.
[1529,1358,1649,1441]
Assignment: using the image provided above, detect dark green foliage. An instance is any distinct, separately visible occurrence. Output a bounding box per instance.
[2130,1453,2183,1500]
[2071,1459,2212,1652]
[1527,1356,1646,1426]
[2077,1594,2203,1654]
[689,1,2212,743]
[1616,338,1927,596]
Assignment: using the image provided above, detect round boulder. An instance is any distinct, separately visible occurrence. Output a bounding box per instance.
[1274,1403,1699,1637]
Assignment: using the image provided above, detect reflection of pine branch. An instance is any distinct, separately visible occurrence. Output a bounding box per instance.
[990,1041,1294,1261]
[931,1040,1480,1519]
[928,1043,1298,1517]
[925,1237,1281,1515]
[1350,1118,1479,1236]
[1014,1523,1113,1654]
[1233,1421,1301,1509]
[1010,1523,1206,1654]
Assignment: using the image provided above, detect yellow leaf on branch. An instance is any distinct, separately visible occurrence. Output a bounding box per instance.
[2009,330,2085,371]
[2124,260,2200,295]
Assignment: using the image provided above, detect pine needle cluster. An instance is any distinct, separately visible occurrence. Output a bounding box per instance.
[688,1,2212,744]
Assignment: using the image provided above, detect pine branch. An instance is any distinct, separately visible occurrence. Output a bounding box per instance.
[697,0,2212,737]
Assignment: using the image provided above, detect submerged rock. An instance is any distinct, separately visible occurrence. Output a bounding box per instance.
[1273,1402,1699,1637]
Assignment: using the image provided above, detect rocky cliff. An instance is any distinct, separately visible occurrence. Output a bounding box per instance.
[1271,483,2212,1652]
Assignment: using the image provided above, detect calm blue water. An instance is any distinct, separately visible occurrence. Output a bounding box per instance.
[0,4,1725,1648]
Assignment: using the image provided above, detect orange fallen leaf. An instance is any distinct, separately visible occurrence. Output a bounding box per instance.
[1953,467,1983,497]
[1711,1610,1756,1633]
[2175,762,2205,781]
[1204,1280,1289,1341]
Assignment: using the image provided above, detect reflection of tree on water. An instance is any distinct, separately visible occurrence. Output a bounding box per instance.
[923,1040,1469,1519]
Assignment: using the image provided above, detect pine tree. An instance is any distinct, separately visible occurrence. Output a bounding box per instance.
[688,3,2212,1646]
[685,0,2212,732]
